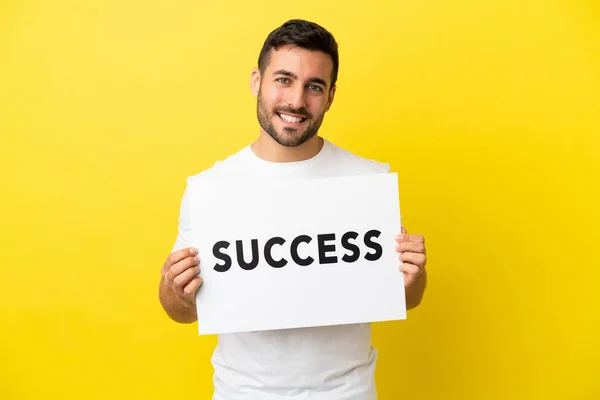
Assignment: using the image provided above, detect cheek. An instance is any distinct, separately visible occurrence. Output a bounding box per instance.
[263,86,285,103]
[308,97,328,114]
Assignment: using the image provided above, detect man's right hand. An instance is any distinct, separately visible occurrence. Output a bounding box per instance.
[160,247,203,311]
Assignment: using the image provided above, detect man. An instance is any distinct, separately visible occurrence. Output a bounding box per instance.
[159,19,427,400]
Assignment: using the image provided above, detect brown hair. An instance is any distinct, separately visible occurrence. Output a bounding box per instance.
[258,19,339,88]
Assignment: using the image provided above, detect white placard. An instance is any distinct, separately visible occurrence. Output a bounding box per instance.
[190,172,405,335]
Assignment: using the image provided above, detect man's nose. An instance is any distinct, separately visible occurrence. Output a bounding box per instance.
[287,86,306,111]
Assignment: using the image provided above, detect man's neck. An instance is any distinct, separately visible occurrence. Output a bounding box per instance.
[251,131,324,163]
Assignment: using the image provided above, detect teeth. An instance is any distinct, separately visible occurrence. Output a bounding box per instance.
[279,113,303,123]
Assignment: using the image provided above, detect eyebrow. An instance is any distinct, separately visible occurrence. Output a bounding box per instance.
[273,69,328,88]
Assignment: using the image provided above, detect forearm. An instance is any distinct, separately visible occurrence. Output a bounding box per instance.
[405,267,427,310]
[159,277,198,323]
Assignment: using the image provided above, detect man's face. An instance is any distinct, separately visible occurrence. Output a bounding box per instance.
[252,44,336,147]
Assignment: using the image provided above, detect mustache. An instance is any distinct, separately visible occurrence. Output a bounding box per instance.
[275,106,311,119]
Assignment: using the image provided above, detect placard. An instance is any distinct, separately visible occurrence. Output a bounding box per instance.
[190,172,405,335]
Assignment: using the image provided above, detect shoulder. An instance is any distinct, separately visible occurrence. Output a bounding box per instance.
[324,139,391,175]
[185,145,251,188]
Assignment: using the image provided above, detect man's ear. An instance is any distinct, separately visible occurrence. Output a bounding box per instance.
[250,68,261,98]
[325,85,336,112]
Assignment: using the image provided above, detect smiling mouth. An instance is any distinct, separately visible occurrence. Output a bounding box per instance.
[277,112,307,124]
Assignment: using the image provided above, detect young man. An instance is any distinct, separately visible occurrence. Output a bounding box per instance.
[159,19,427,400]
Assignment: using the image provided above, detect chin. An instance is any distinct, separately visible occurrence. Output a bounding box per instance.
[269,131,303,147]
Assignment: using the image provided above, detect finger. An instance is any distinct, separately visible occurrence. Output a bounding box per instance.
[162,247,198,274]
[401,226,407,234]
[399,263,420,287]
[399,263,420,276]
[399,252,426,267]
[173,265,201,294]
[183,277,203,297]
[396,241,426,254]
[395,233,425,244]
[166,256,200,283]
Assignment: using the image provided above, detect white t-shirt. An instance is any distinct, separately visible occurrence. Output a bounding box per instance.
[172,138,391,400]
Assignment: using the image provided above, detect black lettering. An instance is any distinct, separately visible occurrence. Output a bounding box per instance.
[213,241,231,272]
[364,230,383,261]
[264,237,287,268]
[318,233,337,264]
[341,231,360,263]
[236,239,259,270]
[290,235,314,266]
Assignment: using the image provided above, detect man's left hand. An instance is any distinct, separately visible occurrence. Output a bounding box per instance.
[395,227,427,288]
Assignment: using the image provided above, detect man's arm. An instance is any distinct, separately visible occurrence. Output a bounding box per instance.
[405,266,427,309]
[159,247,202,323]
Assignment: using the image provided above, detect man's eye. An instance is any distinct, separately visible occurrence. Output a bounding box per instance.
[277,78,290,84]
[308,85,322,92]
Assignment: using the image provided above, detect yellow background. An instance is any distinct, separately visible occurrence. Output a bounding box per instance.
[1,0,598,399]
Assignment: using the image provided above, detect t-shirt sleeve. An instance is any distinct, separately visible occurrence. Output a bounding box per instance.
[171,179,194,253]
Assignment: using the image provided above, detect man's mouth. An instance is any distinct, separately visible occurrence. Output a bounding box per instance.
[277,112,307,124]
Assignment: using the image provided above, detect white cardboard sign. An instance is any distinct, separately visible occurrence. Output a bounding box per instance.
[190,172,406,335]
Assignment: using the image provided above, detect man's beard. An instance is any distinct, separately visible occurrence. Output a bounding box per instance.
[256,90,325,147]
